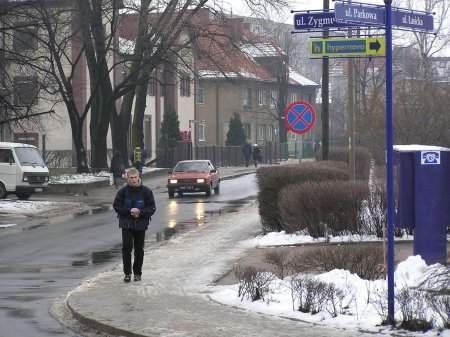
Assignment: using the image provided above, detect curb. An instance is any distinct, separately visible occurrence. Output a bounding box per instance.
[66,298,147,337]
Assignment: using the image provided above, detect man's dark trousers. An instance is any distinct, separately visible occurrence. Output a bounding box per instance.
[122,228,145,276]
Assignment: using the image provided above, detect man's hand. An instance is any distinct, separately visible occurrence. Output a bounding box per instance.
[130,208,140,218]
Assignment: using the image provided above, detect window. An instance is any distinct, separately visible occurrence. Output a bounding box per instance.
[0,149,13,163]
[197,123,206,141]
[242,87,251,108]
[197,86,204,104]
[289,92,297,103]
[14,76,38,106]
[270,90,278,107]
[243,123,251,140]
[13,25,37,51]
[257,125,265,141]
[180,74,191,97]
[267,125,273,141]
[258,89,264,105]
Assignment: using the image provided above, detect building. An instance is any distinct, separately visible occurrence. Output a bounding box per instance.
[194,15,318,147]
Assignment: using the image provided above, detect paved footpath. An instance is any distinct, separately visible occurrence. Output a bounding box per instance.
[65,201,378,337]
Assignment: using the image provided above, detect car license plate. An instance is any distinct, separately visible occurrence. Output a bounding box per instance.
[180,186,193,190]
[35,188,43,192]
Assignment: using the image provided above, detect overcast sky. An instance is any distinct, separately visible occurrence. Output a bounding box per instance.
[226,0,386,23]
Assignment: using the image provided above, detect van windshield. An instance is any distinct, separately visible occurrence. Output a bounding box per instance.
[14,147,45,167]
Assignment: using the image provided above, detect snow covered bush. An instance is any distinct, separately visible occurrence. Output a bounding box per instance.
[234,264,274,302]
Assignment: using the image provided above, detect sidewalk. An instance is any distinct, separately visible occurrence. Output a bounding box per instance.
[65,201,376,337]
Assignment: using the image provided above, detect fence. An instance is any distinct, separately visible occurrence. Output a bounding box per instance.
[157,142,289,168]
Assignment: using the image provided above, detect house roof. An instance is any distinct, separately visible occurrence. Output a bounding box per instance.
[289,68,319,87]
[195,26,276,82]
[118,9,317,87]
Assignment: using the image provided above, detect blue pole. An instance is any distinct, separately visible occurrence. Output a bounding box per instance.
[384,0,395,325]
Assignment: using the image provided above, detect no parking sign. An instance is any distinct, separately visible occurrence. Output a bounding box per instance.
[283,100,316,135]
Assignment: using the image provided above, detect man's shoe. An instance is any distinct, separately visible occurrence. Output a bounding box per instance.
[124,274,131,283]
[134,275,141,282]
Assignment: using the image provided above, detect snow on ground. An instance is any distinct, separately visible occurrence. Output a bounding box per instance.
[49,167,161,184]
[210,233,450,337]
[49,172,110,184]
[246,230,414,247]
[0,199,80,216]
[0,167,163,216]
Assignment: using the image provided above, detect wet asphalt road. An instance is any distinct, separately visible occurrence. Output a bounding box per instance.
[0,174,258,337]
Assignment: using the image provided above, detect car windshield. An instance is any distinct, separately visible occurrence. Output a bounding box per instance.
[14,147,45,166]
[174,161,210,172]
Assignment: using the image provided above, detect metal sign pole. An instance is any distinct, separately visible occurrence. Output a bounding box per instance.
[384,0,395,325]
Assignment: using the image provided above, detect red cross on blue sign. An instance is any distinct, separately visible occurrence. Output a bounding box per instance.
[283,100,316,135]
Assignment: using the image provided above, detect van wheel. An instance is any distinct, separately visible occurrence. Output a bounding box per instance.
[0,183,6,199]
[17,193,31,200]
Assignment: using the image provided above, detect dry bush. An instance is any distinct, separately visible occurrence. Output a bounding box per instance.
[234,264,274,302]
[316,146,371,181]
[264,248,290,280]
[279,180,369,236]
[418,265,450,328]
[289,275,344,315]
[427,294,450,329]
[256,162,349,233]
[396,287,433,332]
[288,244,384,280]
[362,182,386,237]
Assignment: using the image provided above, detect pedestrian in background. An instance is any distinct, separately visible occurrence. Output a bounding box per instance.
[113,167,156,283]
[133,146,143,175]
[252,144,262,167]
[110,150,125,188]
[241,142,252,167]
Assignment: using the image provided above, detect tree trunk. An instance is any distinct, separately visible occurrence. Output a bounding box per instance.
[132,67,150,150]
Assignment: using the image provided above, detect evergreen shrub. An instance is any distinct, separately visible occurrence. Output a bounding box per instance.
[278,180,369,236]
[256,162,348,232]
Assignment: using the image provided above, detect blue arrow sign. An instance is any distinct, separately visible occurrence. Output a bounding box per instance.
[335,2,434,32]
[293,11,357,30]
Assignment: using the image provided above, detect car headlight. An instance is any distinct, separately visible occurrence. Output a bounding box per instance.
[23,176,29,182]
[169,179,178,184]
[196,178,205,183]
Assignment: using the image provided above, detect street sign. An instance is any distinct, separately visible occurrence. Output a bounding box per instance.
[335,2,434,32]
[392,9,433,32]
[284,100,316,135]
[335,2,385,26]
[309,37,385,58]
[293,11,357,30]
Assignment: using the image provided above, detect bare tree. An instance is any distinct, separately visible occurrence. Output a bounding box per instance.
[2,0,290,172]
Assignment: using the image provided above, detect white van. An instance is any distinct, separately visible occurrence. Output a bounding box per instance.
[0,142,49,200]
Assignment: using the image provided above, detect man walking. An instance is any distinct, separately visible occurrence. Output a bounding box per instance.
[113,168,156,282]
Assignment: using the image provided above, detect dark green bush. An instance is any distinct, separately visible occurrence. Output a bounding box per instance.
[278,180,369,236]
[256,162,349,232]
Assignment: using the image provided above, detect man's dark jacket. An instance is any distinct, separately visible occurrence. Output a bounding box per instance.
[113,184,156,231]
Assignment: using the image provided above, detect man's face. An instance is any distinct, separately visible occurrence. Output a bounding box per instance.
[127,173,141,187]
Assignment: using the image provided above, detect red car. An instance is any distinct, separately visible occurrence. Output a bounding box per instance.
[167,160,220,198]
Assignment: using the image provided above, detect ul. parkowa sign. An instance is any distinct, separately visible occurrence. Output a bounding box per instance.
[284,100,316,135]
